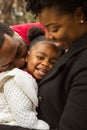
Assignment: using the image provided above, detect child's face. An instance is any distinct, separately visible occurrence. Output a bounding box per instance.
[26,41,60,80]
[0,34,27,71]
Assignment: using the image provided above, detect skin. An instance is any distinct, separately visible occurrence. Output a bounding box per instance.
[38,7,87,50]
[0,34,27,71]
[26,41,60,80]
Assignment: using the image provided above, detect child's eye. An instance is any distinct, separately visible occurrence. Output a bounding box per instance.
[49,60,57,65]
[36,56,44,60]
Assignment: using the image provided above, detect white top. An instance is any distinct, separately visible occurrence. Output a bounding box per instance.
[0,68,49,129]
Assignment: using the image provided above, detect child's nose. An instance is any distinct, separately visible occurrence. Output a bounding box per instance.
[41,59,50,67]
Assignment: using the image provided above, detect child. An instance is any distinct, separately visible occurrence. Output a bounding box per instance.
[0,27,61,129]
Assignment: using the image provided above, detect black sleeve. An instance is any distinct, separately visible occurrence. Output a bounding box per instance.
[0,125,32,130]
[59,53,87,130]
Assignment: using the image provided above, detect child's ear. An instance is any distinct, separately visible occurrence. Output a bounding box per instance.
[26,51,30,63]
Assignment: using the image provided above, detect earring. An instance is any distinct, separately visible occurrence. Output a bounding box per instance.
[80,20,84,23]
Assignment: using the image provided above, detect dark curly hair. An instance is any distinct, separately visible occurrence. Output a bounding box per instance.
[28,26,45,41]
[25,0,87,18]
[27,27,46,50]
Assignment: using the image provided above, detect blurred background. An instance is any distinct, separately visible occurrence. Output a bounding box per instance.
[0,0,36,25]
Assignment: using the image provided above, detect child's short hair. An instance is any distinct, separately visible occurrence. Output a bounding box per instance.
[27,26,46,49]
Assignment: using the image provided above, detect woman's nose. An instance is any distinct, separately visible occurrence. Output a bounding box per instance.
[45,30,53,40]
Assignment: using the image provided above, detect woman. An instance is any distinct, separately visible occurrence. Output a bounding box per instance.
[24,0,87,130]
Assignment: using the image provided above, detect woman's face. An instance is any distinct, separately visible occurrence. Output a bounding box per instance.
[26,41,59,80]
[38,7,84,50]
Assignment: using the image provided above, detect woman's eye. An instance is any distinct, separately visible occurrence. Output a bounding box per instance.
[48,25,59,32]
[51,27,58,32]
